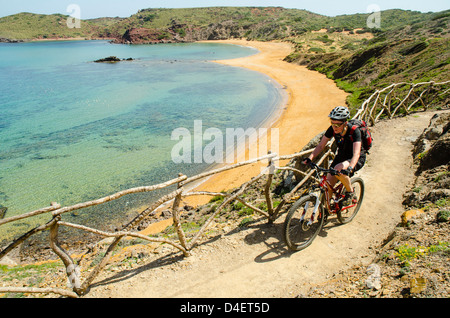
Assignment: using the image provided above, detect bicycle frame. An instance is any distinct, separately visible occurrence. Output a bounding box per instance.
[318,174,357,214]
[309,163,357,216]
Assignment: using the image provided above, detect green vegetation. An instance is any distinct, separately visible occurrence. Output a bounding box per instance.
[0,261,63,297]
[395,241,449,267]
[285,10,450,112]
[0,262,62,281]
[422,197,450,212]
[0,12,107,40]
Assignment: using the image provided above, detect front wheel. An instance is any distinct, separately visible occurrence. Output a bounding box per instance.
[283,194,325,251]
[337,177,364,224]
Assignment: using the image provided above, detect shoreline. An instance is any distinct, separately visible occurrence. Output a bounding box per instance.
[183,39,348,203]
[139,39,348,235]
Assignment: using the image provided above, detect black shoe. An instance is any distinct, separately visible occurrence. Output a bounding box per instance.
[343,191,357,206]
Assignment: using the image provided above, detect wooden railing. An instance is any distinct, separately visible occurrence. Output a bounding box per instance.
[0,80,448,298]
[355,80,450,125]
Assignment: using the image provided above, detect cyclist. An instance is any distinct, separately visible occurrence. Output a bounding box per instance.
[303,106,365,205]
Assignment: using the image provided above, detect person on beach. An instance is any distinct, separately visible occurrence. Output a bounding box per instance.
[303,106,365,205]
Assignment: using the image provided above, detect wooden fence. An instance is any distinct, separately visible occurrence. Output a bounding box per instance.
[0,80,448,298]
[355,80,450,125]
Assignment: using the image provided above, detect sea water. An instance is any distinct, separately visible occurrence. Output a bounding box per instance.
[0,40,285,239]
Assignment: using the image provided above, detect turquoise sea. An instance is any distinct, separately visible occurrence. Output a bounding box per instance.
[0,40,285,238]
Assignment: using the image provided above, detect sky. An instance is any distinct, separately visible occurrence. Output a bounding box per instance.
[1,0,449,19]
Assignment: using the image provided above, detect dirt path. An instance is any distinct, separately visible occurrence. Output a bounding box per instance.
[86,111,435,298]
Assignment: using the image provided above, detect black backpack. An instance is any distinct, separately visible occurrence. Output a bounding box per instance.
[348,119,373,153]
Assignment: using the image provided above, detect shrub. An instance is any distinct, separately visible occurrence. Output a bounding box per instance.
[308,47,325,53]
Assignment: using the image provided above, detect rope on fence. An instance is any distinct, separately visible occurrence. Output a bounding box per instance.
[0,80,448,297]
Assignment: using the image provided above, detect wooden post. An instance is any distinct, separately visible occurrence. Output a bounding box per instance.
[172,173,189,256]
[264,151,275,223]
[80,234,124,294]
[49,215,83,295]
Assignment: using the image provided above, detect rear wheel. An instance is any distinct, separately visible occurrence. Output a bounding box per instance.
[337,177,364,224]
[283,194,325,251]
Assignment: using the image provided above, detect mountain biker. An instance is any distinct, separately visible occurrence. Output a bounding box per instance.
[303,106,365,205]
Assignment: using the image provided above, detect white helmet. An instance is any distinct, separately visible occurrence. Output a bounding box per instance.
[328,106,350,121]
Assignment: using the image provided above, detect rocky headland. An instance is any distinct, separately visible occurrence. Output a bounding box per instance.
[111,20,254,44]
[93,56,134,63]
[0,37,24,43]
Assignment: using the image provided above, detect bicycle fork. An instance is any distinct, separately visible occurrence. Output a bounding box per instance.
[301,193,321,226]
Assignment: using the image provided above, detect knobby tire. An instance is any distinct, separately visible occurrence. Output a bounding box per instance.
[283,194,325,252]
[337,177,365,224]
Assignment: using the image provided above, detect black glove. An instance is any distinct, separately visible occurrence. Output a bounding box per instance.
[302,158,312,165]
[342,166,353,176]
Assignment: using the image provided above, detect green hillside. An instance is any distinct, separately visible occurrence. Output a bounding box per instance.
[0,7,448,111]
[104,7,440,38]
[284,10,450,109]
[0,12,106,40]
[0,7,445,41]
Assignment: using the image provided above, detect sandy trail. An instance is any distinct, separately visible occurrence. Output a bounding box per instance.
[85,41,435,298]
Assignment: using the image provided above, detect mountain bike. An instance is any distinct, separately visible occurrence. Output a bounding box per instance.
[283,162,364,251]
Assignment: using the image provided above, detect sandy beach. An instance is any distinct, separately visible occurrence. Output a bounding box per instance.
[140,39,347,235]
[184,40,348,202]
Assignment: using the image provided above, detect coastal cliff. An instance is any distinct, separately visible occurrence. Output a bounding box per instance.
[111,20,254,44]
[0,37,23,43]
[113,26,184,44]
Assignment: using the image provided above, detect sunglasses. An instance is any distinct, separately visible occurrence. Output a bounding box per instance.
[330,121,345,128]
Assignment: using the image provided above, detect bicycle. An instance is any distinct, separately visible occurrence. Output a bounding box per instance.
[283,161,365,251]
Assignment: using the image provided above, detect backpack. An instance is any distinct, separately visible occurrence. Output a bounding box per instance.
[348,119,373,153]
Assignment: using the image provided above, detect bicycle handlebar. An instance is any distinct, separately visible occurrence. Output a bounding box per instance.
[308,162,351,176]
